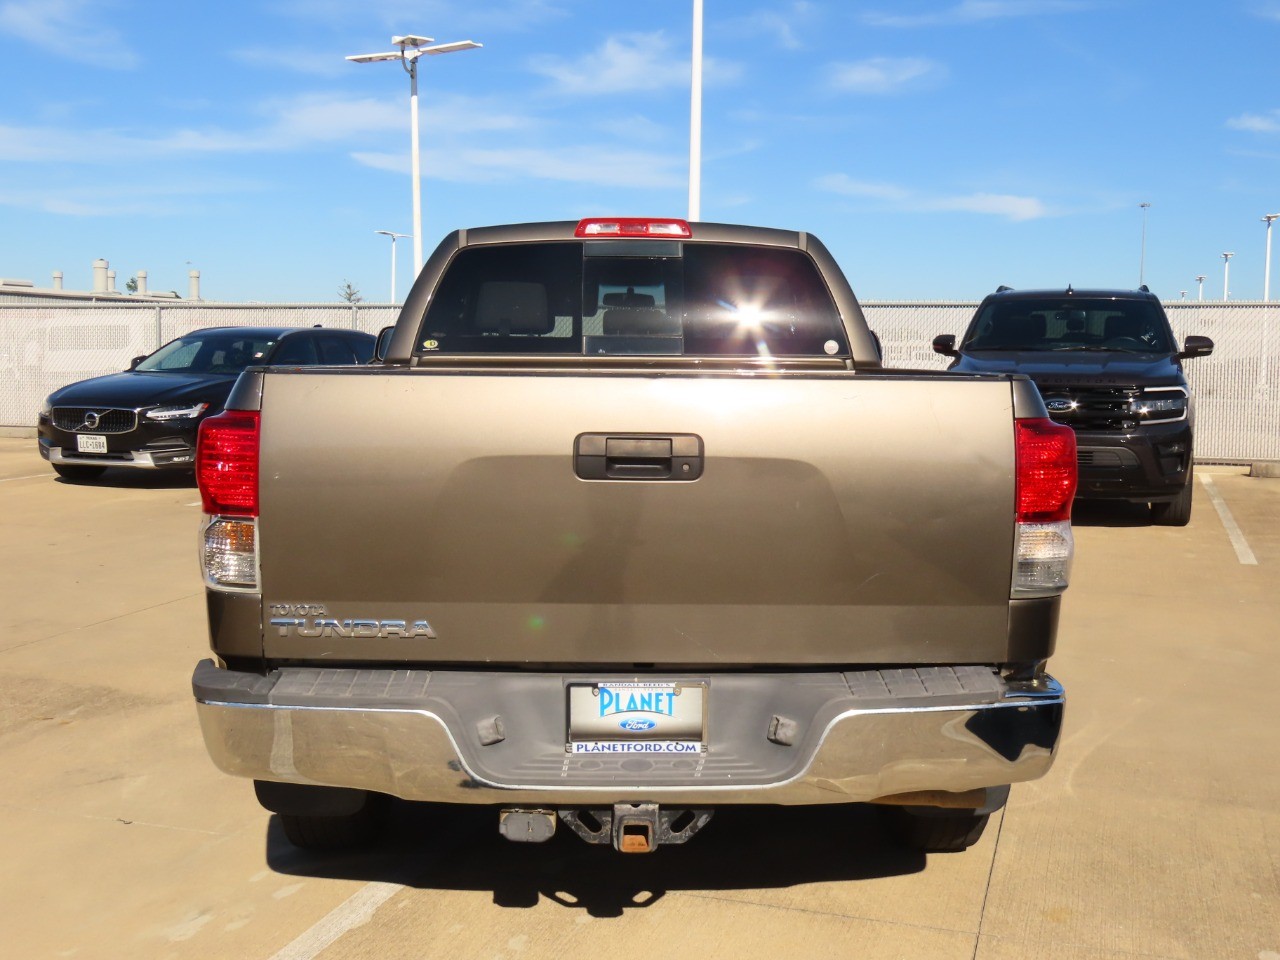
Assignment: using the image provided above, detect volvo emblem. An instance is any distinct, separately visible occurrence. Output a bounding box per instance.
[78,411,102,431]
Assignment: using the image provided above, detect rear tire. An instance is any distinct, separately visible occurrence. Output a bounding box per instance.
[279,797,386,850]
[883,807,992,852]
[52,463,107,482]
[254,781,387,850]
[1151,466,1193,526]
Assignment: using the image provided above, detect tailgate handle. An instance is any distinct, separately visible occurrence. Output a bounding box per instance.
[574,433,703,481]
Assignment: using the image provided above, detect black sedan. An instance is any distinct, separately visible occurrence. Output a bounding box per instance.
[37,326,375,481]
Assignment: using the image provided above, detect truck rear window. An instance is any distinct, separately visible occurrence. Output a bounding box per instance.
[416,241,847,357]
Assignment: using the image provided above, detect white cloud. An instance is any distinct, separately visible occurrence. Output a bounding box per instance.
[827,57,945,94]
[530,32,681,95]
[1226,110,1280,133]
[0,93,533,163]
[863,0,1090,28]
[815,172,1049,221]
[0,0,137,68]
[933,192,1047,220]
[530,31,741,96]
[594,114,671,144]
[815,173,912,201]
[353,144,684,189]
[722,3,818,51]
[230,46,352,78]
[270,0,566,33]
[0,177,266,217]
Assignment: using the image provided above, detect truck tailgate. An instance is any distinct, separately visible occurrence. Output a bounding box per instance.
[257,368,1017,666]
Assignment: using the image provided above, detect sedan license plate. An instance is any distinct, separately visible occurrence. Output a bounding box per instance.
[76,435,108,454]
[567,681,705,755]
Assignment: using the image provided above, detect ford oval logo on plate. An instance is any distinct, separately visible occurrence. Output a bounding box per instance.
[619,718,656,732]
[1045,398,1074,413]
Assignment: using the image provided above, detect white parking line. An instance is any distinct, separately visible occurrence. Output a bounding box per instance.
[266,881,400,960]
[1199,474,1258,565]
[0,474,49,482]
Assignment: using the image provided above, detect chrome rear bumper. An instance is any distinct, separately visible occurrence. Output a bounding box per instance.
[193,660,1064,806]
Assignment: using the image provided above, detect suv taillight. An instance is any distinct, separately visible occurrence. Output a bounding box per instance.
[197,410,260,516]
[1013,417,1077,597]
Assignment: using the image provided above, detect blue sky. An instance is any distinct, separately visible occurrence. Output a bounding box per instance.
[2,0,1279,303]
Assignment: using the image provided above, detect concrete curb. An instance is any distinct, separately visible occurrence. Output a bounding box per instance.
[0,427,35,439]
[1250,461,1280,478]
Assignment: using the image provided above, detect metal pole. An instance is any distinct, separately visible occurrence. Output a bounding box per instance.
[1263,215,1278,302]
[410,58,423,270]
[1222,252,1233,301]
[1139,202,1150,285]
[1196,275,1205,301]
[688,0,703,221]
[391,234,398,303]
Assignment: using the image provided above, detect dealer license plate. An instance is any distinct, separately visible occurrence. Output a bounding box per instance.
[567,681,706,755]
[76,435,108,454]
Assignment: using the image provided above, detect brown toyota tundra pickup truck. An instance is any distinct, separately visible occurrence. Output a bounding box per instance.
[191,218,1076,855]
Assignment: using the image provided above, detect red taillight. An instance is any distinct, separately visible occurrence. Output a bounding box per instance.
[574,218,692,238]
[1015,418,1077,523]
[197,410,260,516]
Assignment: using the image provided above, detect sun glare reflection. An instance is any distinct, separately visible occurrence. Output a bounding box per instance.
[714,294,775,359]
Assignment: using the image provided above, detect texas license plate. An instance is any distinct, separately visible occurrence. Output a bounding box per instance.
[566,681,706,754]
[76,435,108,454]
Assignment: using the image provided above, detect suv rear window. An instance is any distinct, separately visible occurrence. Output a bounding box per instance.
[417,241,847,357]
[964,298,1173,353]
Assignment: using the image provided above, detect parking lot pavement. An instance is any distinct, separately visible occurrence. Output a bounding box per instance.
[1,440,1277,960]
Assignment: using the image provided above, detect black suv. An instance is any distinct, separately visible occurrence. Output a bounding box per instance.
[934,287,1213,525]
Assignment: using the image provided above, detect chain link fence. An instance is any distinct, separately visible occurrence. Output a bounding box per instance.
[2,300,1276,461]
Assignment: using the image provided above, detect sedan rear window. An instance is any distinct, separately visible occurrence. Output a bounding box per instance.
[417,241,847,357]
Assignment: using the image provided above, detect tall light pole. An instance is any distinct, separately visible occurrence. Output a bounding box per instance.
[688,0,704,221]
[1222,252,1234,301]
[375,230,411,303]
[1262,214,1279,302]
[1138,201,1151,285]
[348,35,482,271]
[1195,275,1206,301]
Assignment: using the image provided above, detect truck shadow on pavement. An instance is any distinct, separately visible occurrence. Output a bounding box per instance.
[265,801,926,917]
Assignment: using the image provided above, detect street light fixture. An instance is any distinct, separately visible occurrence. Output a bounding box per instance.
[1262,214,1280,302]
[1138,202,1151,285]
[1222,252,1234,301]
[347,35,482,271]
[375,230,412,303]
[1195,275,1206,301]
